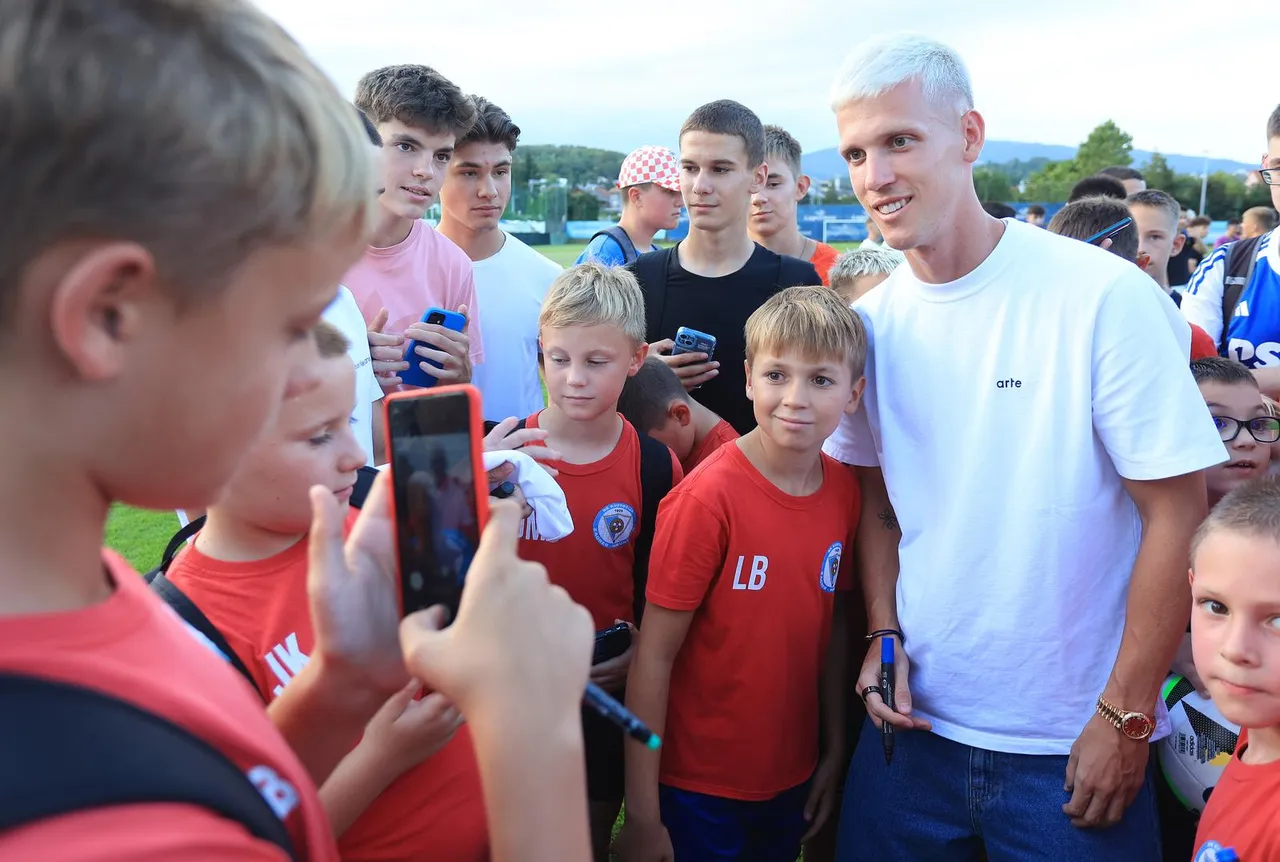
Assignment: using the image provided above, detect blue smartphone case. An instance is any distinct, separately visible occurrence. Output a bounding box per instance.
[672,326,717,360]
[401,308,467,389]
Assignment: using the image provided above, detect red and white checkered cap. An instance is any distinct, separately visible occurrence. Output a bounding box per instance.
[617,145,681,192]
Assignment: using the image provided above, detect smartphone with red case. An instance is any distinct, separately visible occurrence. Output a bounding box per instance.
[383,384,489,621]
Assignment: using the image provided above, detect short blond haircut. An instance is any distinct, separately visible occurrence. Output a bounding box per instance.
[0,0,376,328]
[312,321,351,359]
[539,262,647,344]
[745,286,868,376]
[828,247,906,292]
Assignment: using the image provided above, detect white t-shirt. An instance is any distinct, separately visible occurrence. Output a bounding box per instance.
[324,286,382,466]
[469,233,561,422]
[823,219,1226,755]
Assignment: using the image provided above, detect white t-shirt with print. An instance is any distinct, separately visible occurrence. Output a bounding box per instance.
[823,219,1226,755]
[469,233,561,422]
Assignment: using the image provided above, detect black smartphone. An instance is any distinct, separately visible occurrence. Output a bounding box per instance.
[593,623,633,665]
[385,384,489,622]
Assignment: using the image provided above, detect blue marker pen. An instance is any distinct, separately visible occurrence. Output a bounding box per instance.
[881,636,895,765]
[584,682,661,750]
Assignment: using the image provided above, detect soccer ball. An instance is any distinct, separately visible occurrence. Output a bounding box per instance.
[1158,674,1240,813]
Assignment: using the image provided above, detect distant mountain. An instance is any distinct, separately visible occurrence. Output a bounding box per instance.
[802,140,1257,181]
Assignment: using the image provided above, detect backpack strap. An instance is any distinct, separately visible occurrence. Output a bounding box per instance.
[147,571,261,695]
[1219,234,1264,354]
[778,252,823,289]
[0,673,296,857]
[632,246,673,344]
[589,226,640,265]
[632,433,675,627]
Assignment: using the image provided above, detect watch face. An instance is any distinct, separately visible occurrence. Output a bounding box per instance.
[1121,713,1153,739]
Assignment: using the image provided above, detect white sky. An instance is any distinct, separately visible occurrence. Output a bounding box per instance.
[256,0,1272,163]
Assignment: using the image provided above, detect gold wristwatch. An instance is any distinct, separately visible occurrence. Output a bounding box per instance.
[1096,695,1155,740]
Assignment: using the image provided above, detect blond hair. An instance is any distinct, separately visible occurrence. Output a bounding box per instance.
[539,262,646,344]
[745,286,868,376]
[312,321,351,359]
[1192,477,1280,564]
[0,0,376,326]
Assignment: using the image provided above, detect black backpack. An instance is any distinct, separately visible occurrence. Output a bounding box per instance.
[1217,234,1265,355]
[588,226,641,265]
[484,419,674,626]
[0,673,297,857]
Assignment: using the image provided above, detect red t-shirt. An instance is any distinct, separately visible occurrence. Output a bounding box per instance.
[684,419,739,474]
[809,241,842,286]
[1195,729,1280,860]
[167,517,489,862]
[646,443,860,800]
[1190,323,1216,361]
[0,551,335,861]
[518,412,683,629]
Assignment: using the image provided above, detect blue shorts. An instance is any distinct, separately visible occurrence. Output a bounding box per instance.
[659,779,811,862]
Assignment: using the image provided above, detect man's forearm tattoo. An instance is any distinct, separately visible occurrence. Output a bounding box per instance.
[878,507,899,531]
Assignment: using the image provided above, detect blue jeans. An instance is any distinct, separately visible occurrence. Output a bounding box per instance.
[835,719,1161,861]
[660,779,810,862]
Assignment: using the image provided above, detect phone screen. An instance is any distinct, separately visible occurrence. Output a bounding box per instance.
[388,391,481,619]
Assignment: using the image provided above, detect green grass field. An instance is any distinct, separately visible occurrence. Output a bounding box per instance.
[104,238,860,571]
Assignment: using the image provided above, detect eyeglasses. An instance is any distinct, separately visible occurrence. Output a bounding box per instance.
[1261,168,1279,186]
[1213,414,1280,444]
[1084,216,1134,246]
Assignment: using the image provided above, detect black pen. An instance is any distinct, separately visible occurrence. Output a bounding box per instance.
[881,636,895,765]
[584,682,661,750]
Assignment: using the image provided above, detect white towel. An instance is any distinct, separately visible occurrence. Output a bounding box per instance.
[482,450,573,541]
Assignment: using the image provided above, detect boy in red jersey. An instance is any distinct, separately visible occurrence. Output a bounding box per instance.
[165,323,489,861]
[0,3,597,859]
[518,262,684,859]
[617,357,738,475]
[617,286,866,862]
[1190,479,1280,861]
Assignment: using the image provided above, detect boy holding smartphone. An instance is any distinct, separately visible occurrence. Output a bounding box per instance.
[0,4,596,859]
[348,64,484,390]
[617,286,863,862]
[165,324,491,861]
[517,262,684,860]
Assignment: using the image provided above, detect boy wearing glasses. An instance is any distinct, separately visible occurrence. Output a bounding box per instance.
[1192,358,1274,506]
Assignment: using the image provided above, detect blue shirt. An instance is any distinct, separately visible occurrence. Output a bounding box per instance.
[1183,230,1280,366]
[574,231,658,267]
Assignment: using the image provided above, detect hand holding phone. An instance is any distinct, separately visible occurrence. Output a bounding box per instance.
[589,620,637,692]
[402,307,471,388]
[672,326,717,361]
[650,334,719,390]
[398,500,595,722]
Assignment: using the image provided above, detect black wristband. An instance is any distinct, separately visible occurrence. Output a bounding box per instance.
[865,628,905,644]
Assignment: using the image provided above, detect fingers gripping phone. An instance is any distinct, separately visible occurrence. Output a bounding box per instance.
[385,385,489,621]
[593,623,632,665]
[401,307,467,389]
[672,326,716,361]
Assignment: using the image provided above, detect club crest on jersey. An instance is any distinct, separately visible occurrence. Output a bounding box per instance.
[819,542,842,593]
[593,502,637,549]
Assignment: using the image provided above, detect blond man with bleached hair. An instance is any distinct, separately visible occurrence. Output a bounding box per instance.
[824,32,1222,862]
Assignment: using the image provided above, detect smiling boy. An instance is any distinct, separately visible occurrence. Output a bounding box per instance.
[347,65,483,389]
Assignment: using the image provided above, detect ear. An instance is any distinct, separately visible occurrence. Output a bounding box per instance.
[961,109,986,165]
[669,400,692,428]
[844,376,867,415]
[750,160,768,195]
[743,358,754,401]
[48,241,158,382]
[795,174,812,201]
[1172,231,1186,255]
[627,341,649,376]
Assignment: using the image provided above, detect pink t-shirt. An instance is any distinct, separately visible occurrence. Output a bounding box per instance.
[344,220,484,364]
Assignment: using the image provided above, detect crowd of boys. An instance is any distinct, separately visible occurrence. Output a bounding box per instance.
[6,3,1280,862]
